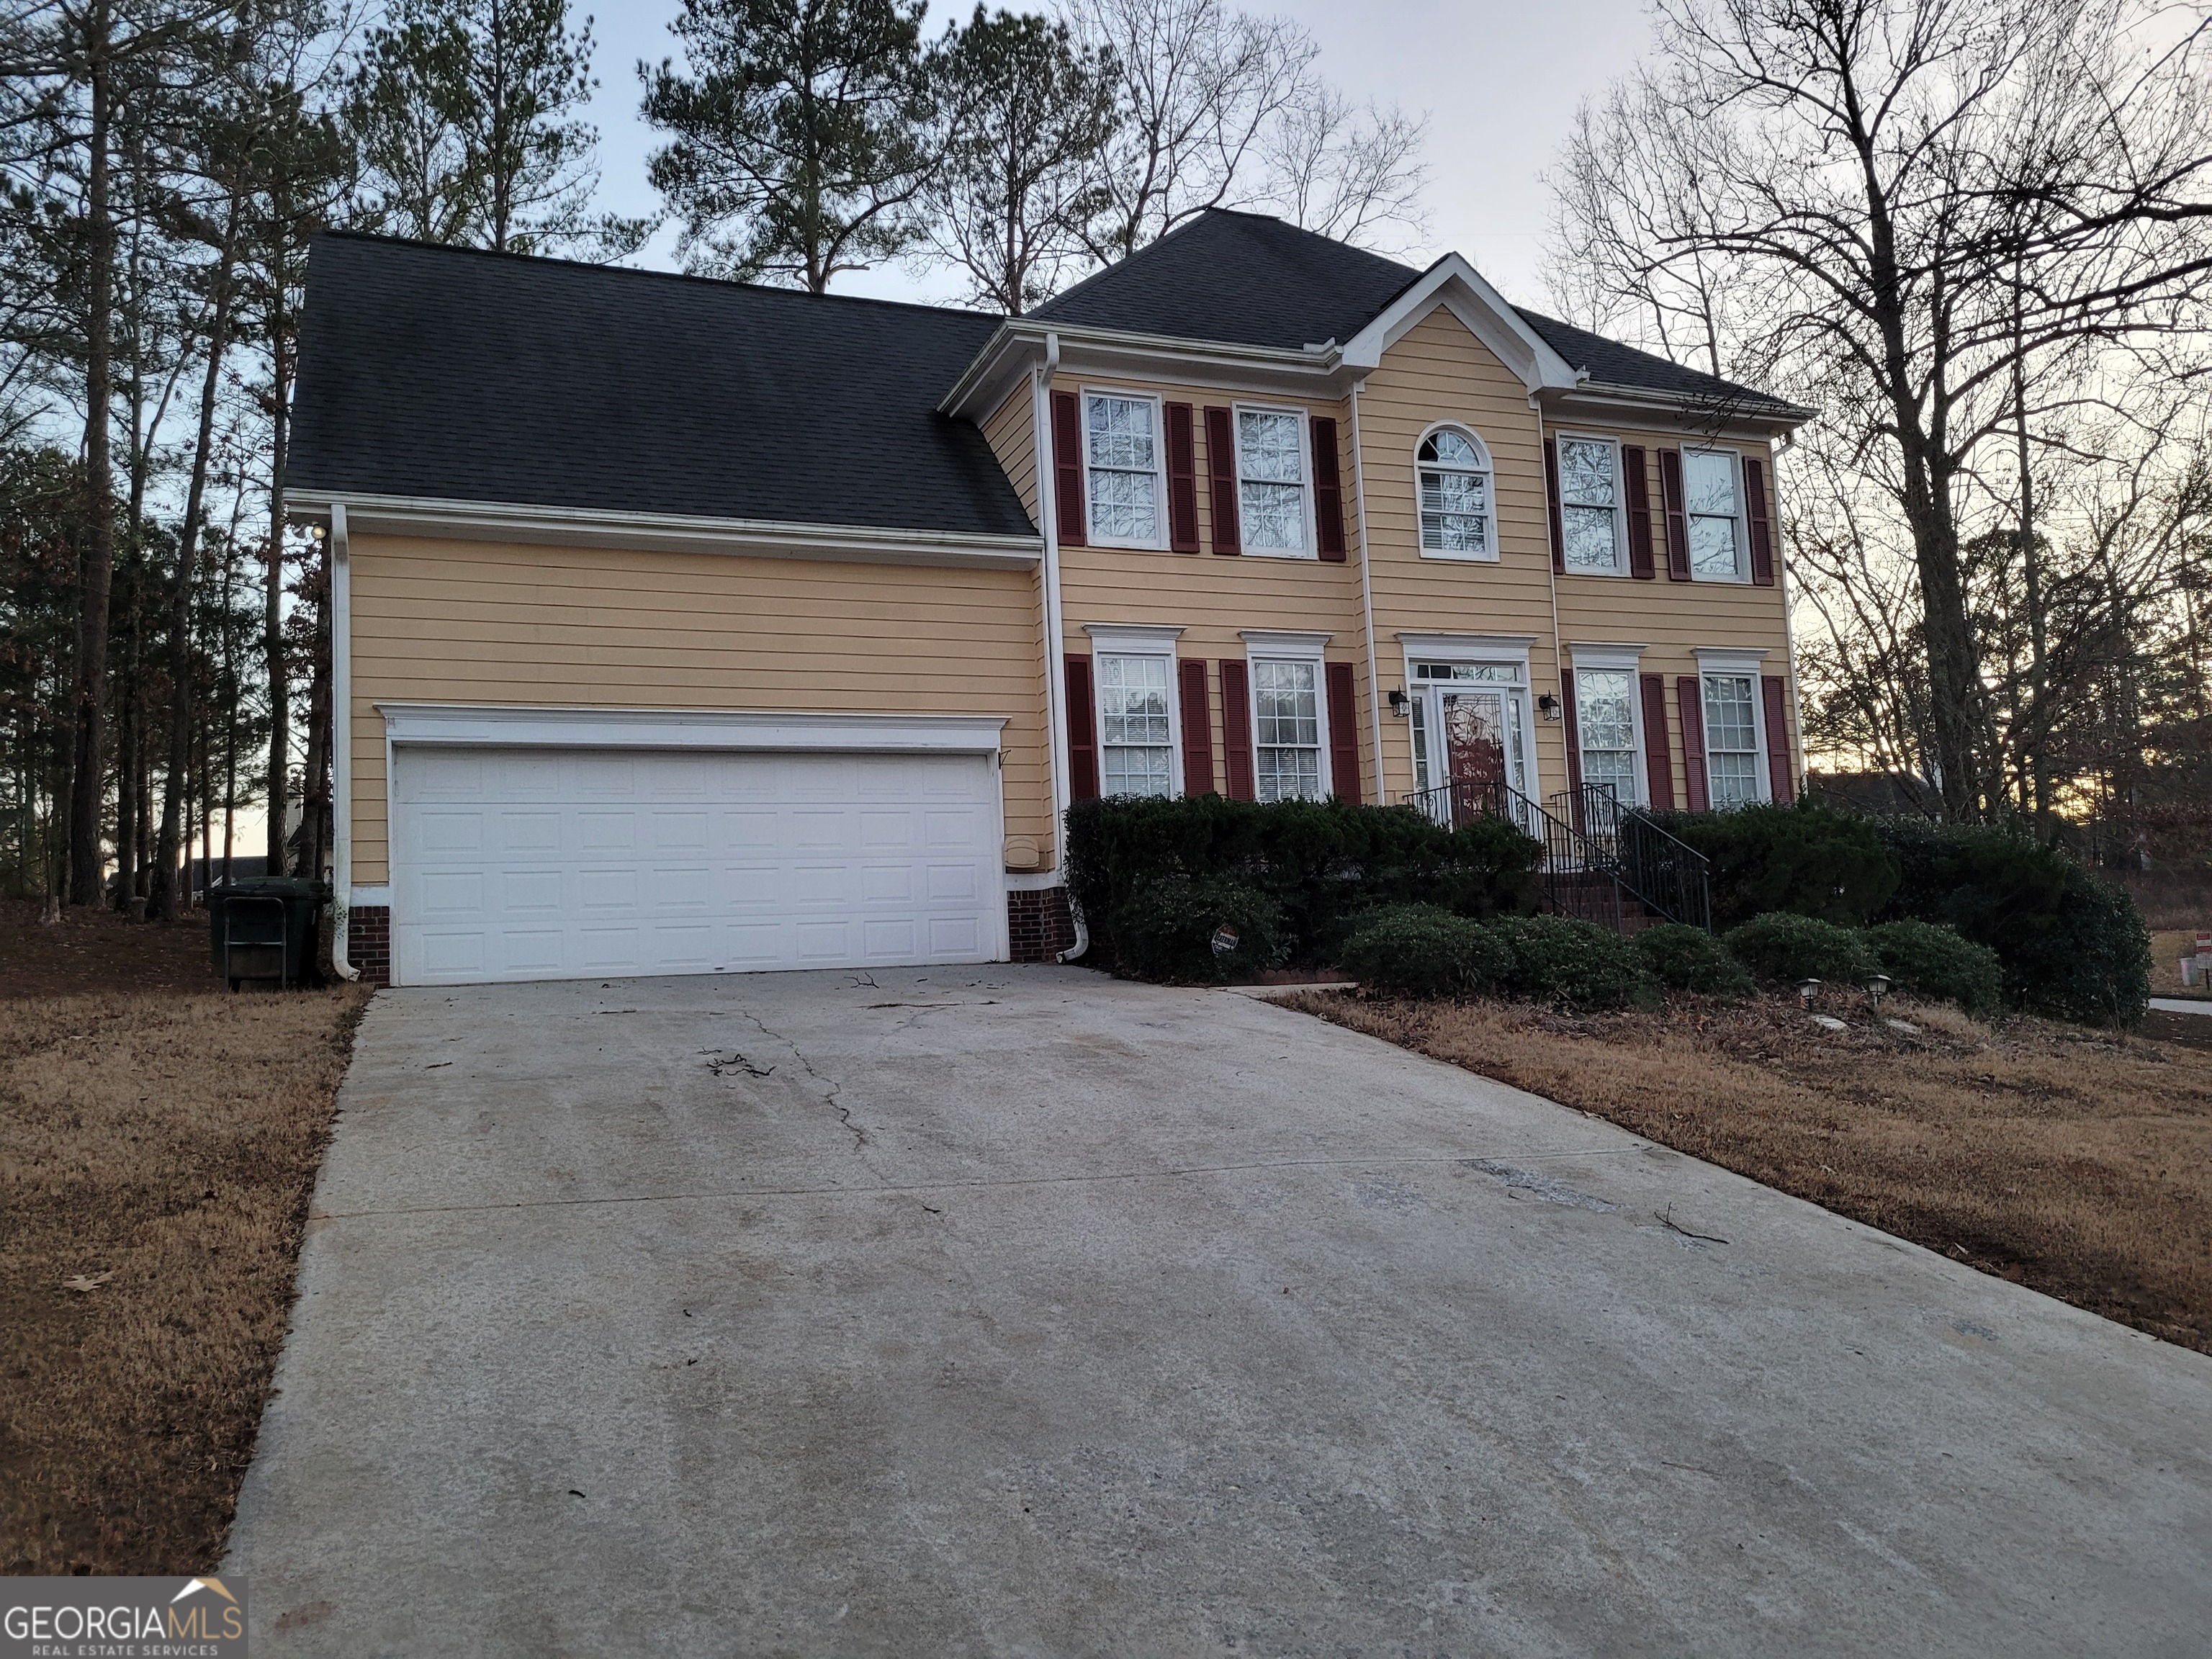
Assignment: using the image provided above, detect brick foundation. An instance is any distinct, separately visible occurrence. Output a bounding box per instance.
[1007,885,1076,963]
[347,904,392,986]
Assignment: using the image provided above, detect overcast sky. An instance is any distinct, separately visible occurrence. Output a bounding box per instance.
[577,0,1658,310]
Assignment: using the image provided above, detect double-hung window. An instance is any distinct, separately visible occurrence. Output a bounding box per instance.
[1416,426,1494,558]
[1575,666,1639,804]
[1701,671,1762,807]
[1097,653,1175,796]
[1236,408,1308,554]
[1684,449,1744,580]
[1558,436,1624,573]
[1085,392,1162,545]
[1251,659,1323,801]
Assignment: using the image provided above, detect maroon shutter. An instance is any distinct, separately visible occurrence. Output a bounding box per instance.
[1179,658,1214,795]
[1312,416,1346,560]
[1763,675,1795,803]
[1562,672,1583,801]
[1165,402,1200,554]
[1622,445,1655,580]
[1219,660,1254,799]
[1051,390,1085,547]
[1659,448,1691,580]
[1677,676,1709,811]
[1545,436,1566,573]
[1325,662,1360,802]
[1065,654,1098,800]
[1640,673,1675,809]
[1205,406,1240,554]
[1745,453,1776,585]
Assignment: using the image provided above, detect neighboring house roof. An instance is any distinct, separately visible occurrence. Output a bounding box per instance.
[289,232,1038,541]
[1030,208,1798,415]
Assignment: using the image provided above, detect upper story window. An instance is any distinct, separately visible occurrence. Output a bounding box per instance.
[1084,392,1162,547]
[1684,449,1745,580]
[1416,426,1495,559]
[1236,408,1308,555]
[1558,436,1624,574]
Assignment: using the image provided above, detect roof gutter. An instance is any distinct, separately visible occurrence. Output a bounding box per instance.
[941,318,1341,418]
[1545,378,1817,428]
[284,490,1043,570]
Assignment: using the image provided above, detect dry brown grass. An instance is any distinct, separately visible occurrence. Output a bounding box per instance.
[1287,989,2212,1353]
[1,958,367,1572]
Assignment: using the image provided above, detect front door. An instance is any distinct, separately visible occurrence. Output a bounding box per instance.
[1442,691,1511,787]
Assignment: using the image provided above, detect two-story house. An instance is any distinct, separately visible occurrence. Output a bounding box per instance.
[289,210,1810,987]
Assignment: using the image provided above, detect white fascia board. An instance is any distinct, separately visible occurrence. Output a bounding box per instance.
[377,703,1010,754]
[943,320,1352,415]
[287,491,1042,572]
[1340,256,1582,392]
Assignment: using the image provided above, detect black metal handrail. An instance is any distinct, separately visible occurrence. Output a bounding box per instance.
[1549,783,1712,930]
[1399,778,1622,931]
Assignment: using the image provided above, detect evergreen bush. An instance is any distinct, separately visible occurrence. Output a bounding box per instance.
[1107,873,1282,984]
[1488,915,1657,1011]
[1336,904,1515,999]
[1864,920,2002,1016]
[1645,801,1898,927]
[1634,922,1753,998]
[1722,912,1877,986]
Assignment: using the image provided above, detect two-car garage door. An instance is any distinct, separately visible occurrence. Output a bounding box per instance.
[389,745,1004,986]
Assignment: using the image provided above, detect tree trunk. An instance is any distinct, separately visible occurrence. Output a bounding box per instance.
[265,302,292,873]
[295,549,331,880]
[152,217,239,921]
[68,41,115,906]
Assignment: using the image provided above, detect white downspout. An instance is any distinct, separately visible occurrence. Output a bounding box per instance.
[1349,382,1385,801]
[327,502,359,981]
[1031,333,1087,961]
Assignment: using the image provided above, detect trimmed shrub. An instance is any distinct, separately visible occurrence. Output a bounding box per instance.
[1875,819,2150,1025]
[1064,794,1542,973]
[1865,920,2002,1016]
[1723,912,1876,986]
[1489,914,1657,1011]
[1647,802,1899,927]
[1107,874,1282,984]
[1337,904,1515,999]
[1634,922,1753,998]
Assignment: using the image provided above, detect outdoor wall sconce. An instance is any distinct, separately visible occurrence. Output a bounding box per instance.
[1537,693,1562,721]
[1797,979,1822,1010]
[1388,688,1410,716]
[1864,971,1893,1008]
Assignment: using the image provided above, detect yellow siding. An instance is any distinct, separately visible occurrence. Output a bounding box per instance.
[1544,419,1797,804]
[346,534,1052,883]
[1355,308,1568,802]
[1050,372,1373,798]
[981,381,1039,523]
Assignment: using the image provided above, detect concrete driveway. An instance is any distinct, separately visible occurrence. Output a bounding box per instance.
[227,966,2212,1656]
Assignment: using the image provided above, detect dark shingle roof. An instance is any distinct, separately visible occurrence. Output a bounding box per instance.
[1030,208,1797,414]
[1516,309,1800,415]
[1031,210,1420,350]
[289,233,1037,539]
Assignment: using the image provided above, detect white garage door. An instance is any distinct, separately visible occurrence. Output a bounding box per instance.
[390,746,1004,986]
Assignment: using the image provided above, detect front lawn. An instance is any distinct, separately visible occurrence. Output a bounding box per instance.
[1289,988,2212,1354]
[0,900,367,1573]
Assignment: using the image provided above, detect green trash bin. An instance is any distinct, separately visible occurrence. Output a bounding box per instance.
[208,877,325,989]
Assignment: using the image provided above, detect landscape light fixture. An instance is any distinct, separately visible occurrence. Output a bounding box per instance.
[1797,979,1822,1010]
[1865,971,1893,1008]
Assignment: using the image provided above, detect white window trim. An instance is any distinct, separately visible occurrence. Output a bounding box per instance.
[1395,634,1539,799]
[1694,647,1772,806]
[1683,446,1750,585]
[1555,431,1629,577]
[1413,421,1499,563]
[1084,623,1184,798]
[1232,401,1318,560]
[1569,643,1649,806]
[1080,387,1169,552]
[1238,629,1333,797]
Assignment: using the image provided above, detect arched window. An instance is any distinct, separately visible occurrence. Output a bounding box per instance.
[1416,426,1494,558]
